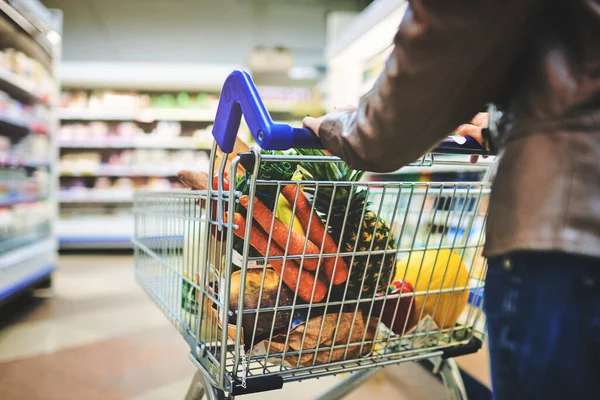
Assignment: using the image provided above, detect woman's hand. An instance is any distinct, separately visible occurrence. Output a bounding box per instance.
[305,110,489,164]
[302,115,325,136]
[302,105,357,137]
[454,112,489,163]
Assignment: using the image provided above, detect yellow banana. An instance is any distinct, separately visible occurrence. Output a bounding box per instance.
[275,168,305,234]
[276,194,304,234]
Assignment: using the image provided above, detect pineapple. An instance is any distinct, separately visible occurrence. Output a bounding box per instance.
[297,149,397,300]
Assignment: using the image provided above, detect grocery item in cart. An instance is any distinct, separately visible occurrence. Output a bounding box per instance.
[370,279,415,335]
[227,212,327,304]
[238,195,322,271]
[253,311,379,367]
[275,192,304,235]
[395,249,469,329]
[280,185,349,285]
[297,149,397,299]
[229,269,295,347]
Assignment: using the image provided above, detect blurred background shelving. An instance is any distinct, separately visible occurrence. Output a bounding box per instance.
[0,0,60,303]
[56,87,215,248]
[56,83,324,248]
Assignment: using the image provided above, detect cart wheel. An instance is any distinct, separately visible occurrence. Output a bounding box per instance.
[184,371,229,400]
[439,360,468,400]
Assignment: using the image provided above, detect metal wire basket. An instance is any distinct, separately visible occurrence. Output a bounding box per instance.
[133,70,491,400]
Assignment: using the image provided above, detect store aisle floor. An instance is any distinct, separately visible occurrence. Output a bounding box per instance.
[0,255,460,400]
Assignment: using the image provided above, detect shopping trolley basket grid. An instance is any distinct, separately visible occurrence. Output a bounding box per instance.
[134,150,489,392]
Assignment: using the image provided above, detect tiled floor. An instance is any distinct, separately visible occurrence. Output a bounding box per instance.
[0,255,490,399]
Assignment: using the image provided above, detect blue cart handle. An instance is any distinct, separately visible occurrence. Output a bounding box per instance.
[212,70,490,156]
[212,70,321,153]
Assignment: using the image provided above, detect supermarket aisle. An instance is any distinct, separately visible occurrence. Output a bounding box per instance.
[0,255,452,400]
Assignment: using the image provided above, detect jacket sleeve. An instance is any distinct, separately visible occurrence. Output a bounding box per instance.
[318,0,541,172]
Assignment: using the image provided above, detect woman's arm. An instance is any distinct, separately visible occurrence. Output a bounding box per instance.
[309,0,541,172]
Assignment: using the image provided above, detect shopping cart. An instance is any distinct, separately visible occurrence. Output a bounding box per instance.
[133,70,493,400]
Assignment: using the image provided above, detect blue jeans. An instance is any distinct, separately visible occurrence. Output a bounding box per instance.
[484,252,600,399]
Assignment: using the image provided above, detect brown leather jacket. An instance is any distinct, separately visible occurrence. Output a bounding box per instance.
[319,0,600,258]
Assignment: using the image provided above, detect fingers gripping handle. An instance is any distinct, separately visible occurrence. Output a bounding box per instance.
[211,70,322,152]
[434,135,490,155]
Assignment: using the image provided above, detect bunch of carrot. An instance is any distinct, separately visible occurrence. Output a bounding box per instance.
[227,187,349,304]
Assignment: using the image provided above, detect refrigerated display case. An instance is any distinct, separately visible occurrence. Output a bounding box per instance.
[0,0,60,302]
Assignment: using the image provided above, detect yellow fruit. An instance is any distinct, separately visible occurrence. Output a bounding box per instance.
[275,169,305,234]
[395,249,469,329]
[275,194,304,234]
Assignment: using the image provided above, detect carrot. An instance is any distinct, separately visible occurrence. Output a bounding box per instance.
[226,212,327,303]
[281,185,349,285]
[239,195,320,271]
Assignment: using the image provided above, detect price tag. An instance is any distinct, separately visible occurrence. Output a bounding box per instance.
[232,249,267,269]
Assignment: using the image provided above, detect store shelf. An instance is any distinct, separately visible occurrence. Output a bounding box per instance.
[0,220,52,254]
[59,167,180,177]
[0,69,39,104]
[57,108,215,122]
[151,108,215,122]
[0,263,53,301]
[0,239,56,303]
[58,216,133,249]
[0,114,30,136]
[0,237,55,269]
[21,161,50,169]
[58,140,211,150]
[0,156,50,169]
[0,115,48,137]
[59,192,133,203]
[0,196,45,207]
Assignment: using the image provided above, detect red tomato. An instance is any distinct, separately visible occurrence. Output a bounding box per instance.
[371,280,415,335]
[212,172,230,191]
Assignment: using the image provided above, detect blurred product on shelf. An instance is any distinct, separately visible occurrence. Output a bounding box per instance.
[58,120,214,149]
[0,166,49,203]
[59,89,220,112]
[0,48,54,103]
[0,90,49,133]
[59,152,100,175]
[59,148,209,176]
[1,134,51,165]
[59,176,184,202]
[0,200,53,252]
[58,87,324,120]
